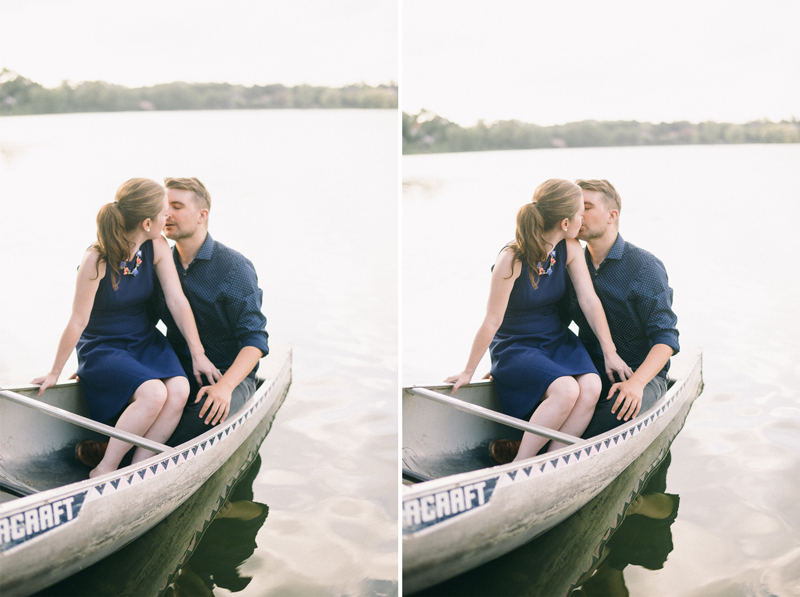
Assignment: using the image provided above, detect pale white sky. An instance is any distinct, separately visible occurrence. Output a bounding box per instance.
[0,0,397,88]
[403,0,800,125]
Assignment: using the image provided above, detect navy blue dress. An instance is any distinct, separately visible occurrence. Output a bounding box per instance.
[76,240,186,422]
[489,240,598,419]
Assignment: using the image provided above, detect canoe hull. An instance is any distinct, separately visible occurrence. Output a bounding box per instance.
[0,344,291,596]
[402,348,702,593]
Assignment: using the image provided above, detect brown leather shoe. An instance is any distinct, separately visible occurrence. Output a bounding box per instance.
[490,439,521,464]
[75,441,108,468]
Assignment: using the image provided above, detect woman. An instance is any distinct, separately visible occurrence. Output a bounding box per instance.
[446,179,631,462]
[32,178,220,478]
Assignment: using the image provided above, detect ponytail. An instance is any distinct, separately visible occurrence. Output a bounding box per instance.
[91,178,166,290]
[510,202,550,289]
[94,202,129,290]
[508,179,582,289]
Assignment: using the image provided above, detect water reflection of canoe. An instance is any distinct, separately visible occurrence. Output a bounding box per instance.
[402,347,702,594]
[0,344,291,596]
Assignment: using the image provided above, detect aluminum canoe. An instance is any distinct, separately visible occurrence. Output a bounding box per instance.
[0,344,291,596]
[402,347,702,594]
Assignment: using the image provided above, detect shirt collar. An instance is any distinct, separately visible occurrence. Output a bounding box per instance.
[606,233,626,261]
[584,232,626,271]
[172,232,215,270]
[195,232,215,261]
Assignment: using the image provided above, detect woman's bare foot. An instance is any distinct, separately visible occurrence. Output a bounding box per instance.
[89,464,116,479]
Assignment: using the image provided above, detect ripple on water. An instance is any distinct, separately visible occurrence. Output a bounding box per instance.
[672,544,800,597]
[628,517,795,596]
[250,497,396,593]
[758,546,800,597]
[332,354,385,370]
[736,405,763,417]
[727,429,791,472]
[624,520,736,595]
[257,469,310,486]
[761,417,800,456]
[770,407,800,420]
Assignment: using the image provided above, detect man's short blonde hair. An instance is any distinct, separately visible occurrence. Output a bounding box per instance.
[164,177,211,210]
[575,179,621,213]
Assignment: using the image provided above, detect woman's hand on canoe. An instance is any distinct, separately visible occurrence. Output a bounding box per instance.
[31,372,58,395]
[445,371,473,394]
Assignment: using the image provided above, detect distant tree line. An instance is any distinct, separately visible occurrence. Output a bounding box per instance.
[0,69,397,116]
[403,110,800,154]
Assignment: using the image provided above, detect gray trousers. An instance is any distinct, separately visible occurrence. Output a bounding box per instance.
[167,376,256,447]
[582,374,668,439]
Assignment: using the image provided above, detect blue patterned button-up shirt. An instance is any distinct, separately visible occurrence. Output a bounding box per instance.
[149,233,269,381]
[559,234,679,379]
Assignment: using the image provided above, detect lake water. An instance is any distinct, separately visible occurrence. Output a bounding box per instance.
[403,144,800,595]
[0,109,398,595]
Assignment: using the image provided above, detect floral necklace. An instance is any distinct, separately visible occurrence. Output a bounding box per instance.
[121,250,142,277]
[537,249,556,276]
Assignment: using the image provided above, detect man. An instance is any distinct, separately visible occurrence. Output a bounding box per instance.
[155,177,269,445]
[76,177,268,465]
[563,179,679,438]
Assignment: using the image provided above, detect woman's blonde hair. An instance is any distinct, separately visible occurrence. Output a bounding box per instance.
[93,178,165,290]
[509,178,582,289]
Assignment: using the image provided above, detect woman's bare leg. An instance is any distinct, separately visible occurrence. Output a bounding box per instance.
[513,376,580,462]
[547,373,601,452]
[131,376,189,463]
[89,379,168,478]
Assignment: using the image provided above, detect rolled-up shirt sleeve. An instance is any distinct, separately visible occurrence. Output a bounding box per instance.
[223,259,269,357]
[633,260,680,356]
